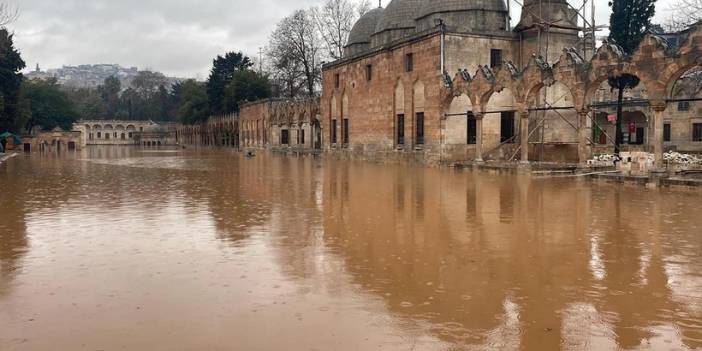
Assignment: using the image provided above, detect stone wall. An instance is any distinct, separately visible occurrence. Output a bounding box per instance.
[22,131,83,153]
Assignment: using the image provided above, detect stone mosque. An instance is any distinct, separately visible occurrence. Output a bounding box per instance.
[319,0,702,165]
[321,0,584,163]
[175,0,702,170]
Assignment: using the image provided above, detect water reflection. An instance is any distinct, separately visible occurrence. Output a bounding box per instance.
[319,159,702,350]
[0,160,28,297]
[0,148,700,350]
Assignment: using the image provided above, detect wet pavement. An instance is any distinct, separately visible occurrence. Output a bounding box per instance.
[0,147,701,350]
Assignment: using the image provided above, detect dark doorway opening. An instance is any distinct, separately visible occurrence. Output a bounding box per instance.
[500,111,515,143]
[68,141,76,150]
[397,114,405,146]
[415,112,424,145]
[281,130,290,145]
[342,118,349,145]
[467,112,476,144]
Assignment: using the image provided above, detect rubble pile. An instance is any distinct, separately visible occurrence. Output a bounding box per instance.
[589,152,702,166]
[664,151,702,165]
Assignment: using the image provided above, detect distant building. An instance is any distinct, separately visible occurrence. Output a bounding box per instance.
[74,120,177,147]
[25,64,184,91]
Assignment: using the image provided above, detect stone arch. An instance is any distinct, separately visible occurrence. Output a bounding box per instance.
[93,124,102,130]
[665,63,702,100]
[527,81,582,153]
[589,77,652,152]
[413,80,426,144]
[394,79,406,146]
[446,94,475,145]
[413,80,425,111]
[394,79,405,115]
[485,87,519,146]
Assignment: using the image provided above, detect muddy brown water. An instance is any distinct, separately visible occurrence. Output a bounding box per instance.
[0,147,701,350]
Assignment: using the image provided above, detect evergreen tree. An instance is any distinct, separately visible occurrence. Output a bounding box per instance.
[206,52,253,115]
[0,28,25,133]
[178,80,209,125]
[607,0,656,156]
[21,78,79,133]
[222,70,272,113]
[98,76,121,118]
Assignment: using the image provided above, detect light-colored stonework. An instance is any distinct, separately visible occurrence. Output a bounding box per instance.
[74,120,160,146]
[21,130,83,153]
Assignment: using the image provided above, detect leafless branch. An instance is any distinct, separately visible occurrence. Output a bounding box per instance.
[663,0,702,31]
[0,3,19,27]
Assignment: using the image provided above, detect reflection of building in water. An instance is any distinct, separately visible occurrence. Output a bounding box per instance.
[74,120,177,147]
[319,160,702,349]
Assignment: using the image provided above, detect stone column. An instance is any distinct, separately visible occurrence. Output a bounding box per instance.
[578,110,592,165]
[475,112,484,163]
[651,101,667,170]
[520,111,530,164]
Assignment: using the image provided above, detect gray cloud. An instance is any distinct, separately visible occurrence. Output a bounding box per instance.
[8,0,677,78]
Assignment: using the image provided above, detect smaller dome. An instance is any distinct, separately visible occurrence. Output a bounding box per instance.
[346,7,385,47]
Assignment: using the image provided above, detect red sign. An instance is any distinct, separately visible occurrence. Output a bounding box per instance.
[629,121,637,134]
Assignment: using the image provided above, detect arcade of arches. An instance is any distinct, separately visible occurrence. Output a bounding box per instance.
[176,99,321,151]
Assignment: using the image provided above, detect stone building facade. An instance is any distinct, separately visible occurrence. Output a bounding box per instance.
[175,98,321,151]
[174,0,702,170]
[21,129,83,153]
[74,120,162,147]
[321,0,584,164]
[321,0,702,166]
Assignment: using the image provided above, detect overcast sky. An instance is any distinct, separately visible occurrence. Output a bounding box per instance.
[7,0,677,79]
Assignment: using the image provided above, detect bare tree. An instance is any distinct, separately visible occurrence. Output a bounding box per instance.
[266,44,306,99]
[313,0,372,60]
[664,0,702,31]
[0,3,19,27]
[269,9,323,97]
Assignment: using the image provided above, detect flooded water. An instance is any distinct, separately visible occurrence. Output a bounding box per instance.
[1,147,701,351]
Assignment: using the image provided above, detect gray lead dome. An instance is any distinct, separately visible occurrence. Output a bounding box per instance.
[344,7,385,57]
[416,0,508,19]
[346,7,385,47]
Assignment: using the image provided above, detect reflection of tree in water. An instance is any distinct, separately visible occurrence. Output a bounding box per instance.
[317,162,702,350]
[0,160,30,297]
[188,154,277,245]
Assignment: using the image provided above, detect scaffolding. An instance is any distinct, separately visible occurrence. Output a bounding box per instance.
[502,0,605,162]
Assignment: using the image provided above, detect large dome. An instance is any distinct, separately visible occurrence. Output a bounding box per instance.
[371,0,423,47]
[375,0,422,33]
[346,7,385,47]
[414,0,509,32]
[416,0,507,19]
